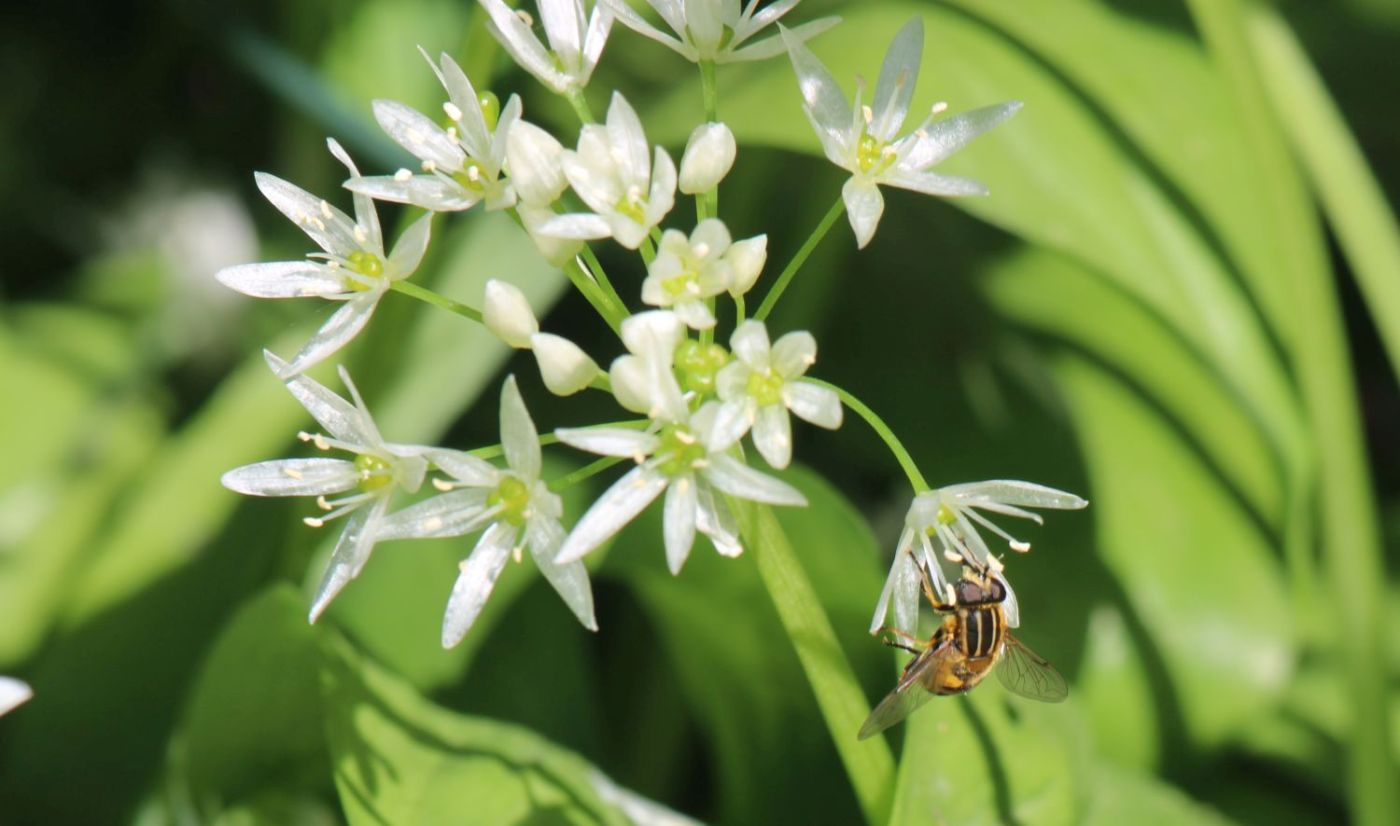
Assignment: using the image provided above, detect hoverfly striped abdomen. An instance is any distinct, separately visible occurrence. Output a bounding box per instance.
[958,604,1004,659]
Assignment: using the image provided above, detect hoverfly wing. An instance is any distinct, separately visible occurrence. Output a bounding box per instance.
[858,649,939,740]
[995,635,1068,703]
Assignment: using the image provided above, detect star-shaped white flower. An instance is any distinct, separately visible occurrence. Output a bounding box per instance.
[347,51,520,213]
[541,93,676,250]
[783,17,1022,248]
[555,400,807,574]
[0,677,32,717]
[715,320,840,469]
[604,0,836,65]
[222,352,431,622]
[217,141,432,377]
[478,0,614,94]
[640,219,765,329]
[871,481,1087,634]
[377,376,596,645]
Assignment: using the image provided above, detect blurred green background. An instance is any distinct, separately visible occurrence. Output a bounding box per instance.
[2,0,1399,823]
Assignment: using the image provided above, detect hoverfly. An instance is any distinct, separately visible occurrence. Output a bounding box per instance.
[858,547,1067,740]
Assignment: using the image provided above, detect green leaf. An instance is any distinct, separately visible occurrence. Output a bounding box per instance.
[319,633,631,826]
[1083,763,1236,825]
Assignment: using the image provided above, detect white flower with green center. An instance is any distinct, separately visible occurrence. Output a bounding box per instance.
[0,677,32,717]
[715,320,840,469]
[347,52,520,213]
[555,401,807,573]
[478,0,614,95]
[216,140,432,378]
[377,376,596,646]
[782,17,1022,248]
[223,352,431,622]
[640,219,764,329]
[603,0,836,65]
[871,481,1088,635]
[540,93,676,250]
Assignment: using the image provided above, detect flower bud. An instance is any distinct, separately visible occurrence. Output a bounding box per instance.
[532,333,600,396]
[679,122,736,195]
[517,204,584,268]
[507,120,568,206]
[725,234,768,296]
[483,279,538,348]
[609,355,652,414]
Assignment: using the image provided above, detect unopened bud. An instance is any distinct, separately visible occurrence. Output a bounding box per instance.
[679,122,736,195]
[725,234,768,297]
[506,120,567,206]
[483,279,538,348]
[532,333,599,396]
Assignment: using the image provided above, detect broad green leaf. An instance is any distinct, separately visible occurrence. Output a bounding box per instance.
[320,0,467,121]
[1083,763,1236,825]
[1076,604,1158,771]
[319,633,631,826]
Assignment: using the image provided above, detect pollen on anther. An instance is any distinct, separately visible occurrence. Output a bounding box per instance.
[303,516,325,528]
[515,9,534,26]
[943,583,957,606]
[674,430,697,445]
[433,478,455,492]
[931,101,949,116]
[319,200,333,219]
[987,555,1005,572]
[443,101,463,122]
[394,168,413,182]
[316,495,332,511]
[861,105,874,125]
[353,226,368,244]
[1010,540,1032,553]
[943,549,964,563]
[467,166,481,182]
[297,431,314,442]
[421,160,438,173]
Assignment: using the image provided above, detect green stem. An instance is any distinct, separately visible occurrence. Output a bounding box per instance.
[699,59,718,121]
[548,455,625,493]
[1187,2,1395,824]
[639,236,657,267]
[805,378,929,493]
[565,88,595,124]
[734,293,746,325]
[581,246,627,319]
[733,500,895,825]
[755,196,845,321]
[563,259,626,335]
[389,280,483,324]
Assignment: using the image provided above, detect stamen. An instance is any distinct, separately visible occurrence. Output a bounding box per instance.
[433,478,456,492]
[931,101,949,115]
[316,495,333,511]
[513,545,524,564]
[515,9,533,26]
[987,554,1005,572]
[309,217,327,232]
[467,166,480,182]
[443,101,463,121]
[353,225,368,244]
[421,160,438,173]
[943,548,964,564]
[674,430,697,445]
[394,168,413,182]
[943,583,957,606]
[304,516,325,528]
[1011,540,1032,553]
[963,507,1030,553]
[319,200,333,219]
[861,104,874,125]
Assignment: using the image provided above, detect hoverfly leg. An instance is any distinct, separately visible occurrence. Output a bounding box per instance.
[908,548,957,613]
[875,625,925,655]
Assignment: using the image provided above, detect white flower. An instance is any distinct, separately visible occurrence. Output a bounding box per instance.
[518,203,587,266]
[783,17,1022,248]
[532,333,601,395]
[478,0,613,94]
[715,320,840,469]
[222,352,431,622]
[604,0,836,65]
[347,51,520,213]
[678,122,736,194]
[507,120,570,206]
[0,677,32,717]
[607,311,689,419]
[640,219,765,329]
[555,401,807,573]
[483,279,540,348]
[378,376,597,645]
[217,140,432,377]
[871,481,1087,634]
[541,93,676,249]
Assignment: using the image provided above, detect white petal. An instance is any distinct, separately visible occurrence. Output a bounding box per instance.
[609,355,653,415]
[621,310,685,355]
[377,489,494,539]
[483,279,540,348]
[278,296,379,378]
[372,99,467,171]
[264,350,379,445]
[695,480,742,557]
[885,170,988,198]
[728,319,771,367]
[537,212,613,241]
[781,26,852,161]
[679,122,737,194]
[555,465,669,563]
[703,454,806,507]
[752,405,792,469]
[344,175,478,212]
[222,458,358,497]
[555,427,659,458]
[0,677,32,717]
[436,54,490,155]
[725,234,767,296]
[842,177,885,249]
[216,261,346,299]
[903,101,1023,169]
[606,92,650,187]
[944,480,1088,510]
[715,361,750,401]
[891,548,922,635]
[387,213,433,279]
[254,172,359,255]
[308,498,387,622]
[783,380,842,429]
[770,330,816,377]
[645,147,677,227]
[727,17,838,63]
[538,0,585,69]
[703,399,753,452]
[870,17,923,142]
[527,515,597,630]
[480,0,566,90]
[518,204,586,266]
[663,474,699,574]
[422,448,501,486]
[532,333,601,396]
[579,4,614,81]
[499,374,541,480]
[673,299,716,330]
[507,120,569,206]
[327,138,382,252]
[602,0,689,57]
[441,522,517,647]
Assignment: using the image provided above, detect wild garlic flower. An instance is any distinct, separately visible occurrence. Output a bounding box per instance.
[478,0,614,95]
[603,0,836,65]
[640,219,766,329]
[555,401,807,573]
[871,481,1087,634]
[377,376,597,645]
[607,311,690,419]
[348,52,520,213]
[222,352,430,622]
[0,677,32,717]
[678,122,737,194]
[217,140,432,378]
[783,17,1023,248]
[542,93,676,249]
[715,320,840,469]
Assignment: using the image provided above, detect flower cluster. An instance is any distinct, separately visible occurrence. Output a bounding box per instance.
[216,1,1080,653]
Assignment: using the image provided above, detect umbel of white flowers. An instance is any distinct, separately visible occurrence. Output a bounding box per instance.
[604,0,837,65]
[871,481,1088,634]
[782,17,1023,248]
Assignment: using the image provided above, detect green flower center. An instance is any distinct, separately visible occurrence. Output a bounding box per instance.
[615,194,648,224]
[936,504,957,526]
[355,454,395,492]
[856,132,896,175]
[661,269,699,298]
[675,339,729,396]
[656,424,707,476]
[745,369,785,407]
[452,159,489,193]
[487,475,531,527]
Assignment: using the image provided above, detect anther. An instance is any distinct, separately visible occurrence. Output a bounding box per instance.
[433,478,455,492]
[304,516,325,528]
[319,200,333,218]
[513,546,524,564]
[674,430,697,445]
[1010,540,1031,553]
[421,160,438,173]
[943,549,964,563]
[987,555,1005,572]
[515,9,533,26]
[353,226,368,244]
[316,496,333,511]
[443,101,463,122]
[310,217,327,232]
[943,583,957,606]
[861,105,874,125]
[467,166,481,182]
[394,168,413,182]
[931,101,949,115]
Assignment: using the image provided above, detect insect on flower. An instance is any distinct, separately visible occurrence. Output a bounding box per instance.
[858,545,1067,740]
